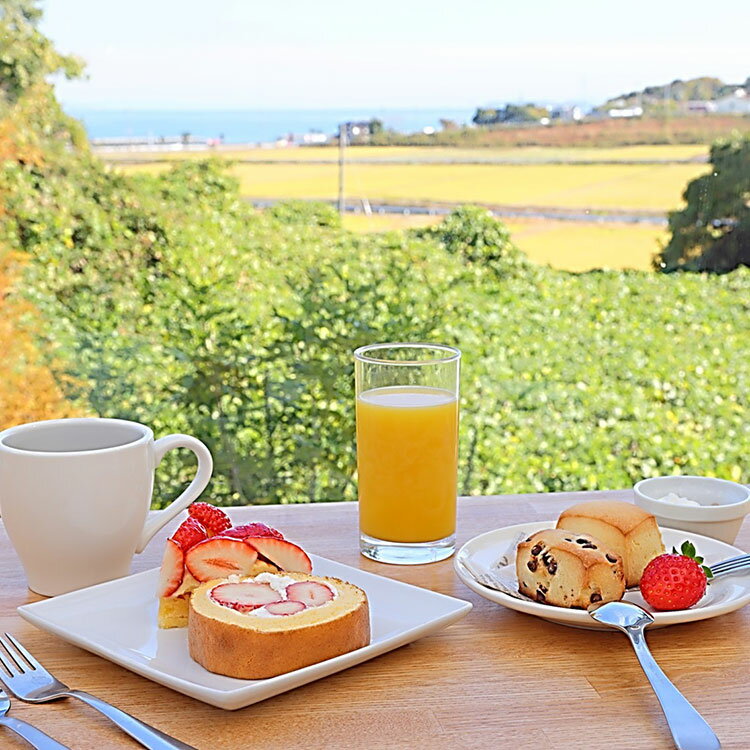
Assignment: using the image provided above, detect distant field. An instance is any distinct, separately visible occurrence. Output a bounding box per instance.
[234,162,703,212]
[121,159,705,212]
[113,144,694,271]
[102,144,708,164]
[343,214,665,272]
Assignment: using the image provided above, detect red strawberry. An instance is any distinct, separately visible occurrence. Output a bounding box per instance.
[285,581,333,607]
[265,600,306,616]
[222,523,284,541]
[640,541,712,611]
[244,537,312,573]
[188,502,232,536]
[185,537,259,582]
[210,582,282,612]
[157,539,184,597]
[171,517,208,550]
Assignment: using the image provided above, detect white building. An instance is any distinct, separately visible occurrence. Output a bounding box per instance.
[714,89,750,114]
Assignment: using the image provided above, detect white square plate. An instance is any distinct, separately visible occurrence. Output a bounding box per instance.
[17,555,472,709]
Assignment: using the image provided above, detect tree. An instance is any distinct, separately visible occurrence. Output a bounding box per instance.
[656,133,750,273]
[471,104,550,126]
[368,118,384,136]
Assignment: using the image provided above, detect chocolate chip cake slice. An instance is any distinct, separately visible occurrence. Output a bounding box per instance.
[516,528,625,608]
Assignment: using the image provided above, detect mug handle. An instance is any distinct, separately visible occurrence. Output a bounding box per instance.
[135,434,213,553]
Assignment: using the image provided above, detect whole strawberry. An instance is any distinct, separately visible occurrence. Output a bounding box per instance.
[188,502,232,536]
[640,541,713,611]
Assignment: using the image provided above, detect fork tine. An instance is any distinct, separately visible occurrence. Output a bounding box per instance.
[711,561,749,573]
[0,638,23,677]
[2,634,39,672]
[713,561,750,575]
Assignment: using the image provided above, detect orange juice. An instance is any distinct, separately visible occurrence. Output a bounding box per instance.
[356,386,458,543]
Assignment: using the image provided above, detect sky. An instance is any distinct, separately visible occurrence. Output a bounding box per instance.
[41,0,750,111]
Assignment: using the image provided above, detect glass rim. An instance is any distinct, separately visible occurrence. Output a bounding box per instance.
[354,342,461,366]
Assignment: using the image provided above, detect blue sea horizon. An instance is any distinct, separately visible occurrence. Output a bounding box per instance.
[67,107,477,144]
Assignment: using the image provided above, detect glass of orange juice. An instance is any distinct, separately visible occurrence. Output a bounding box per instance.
[355,343,460,564]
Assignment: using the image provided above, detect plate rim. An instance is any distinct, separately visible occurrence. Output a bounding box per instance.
[17,553,472,710]
[454,520,750,629]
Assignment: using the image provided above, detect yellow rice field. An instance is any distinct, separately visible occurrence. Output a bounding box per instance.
[112,145,693,271]
[103,143,708,164]
[119,158,705,213]
[343,215,665,272]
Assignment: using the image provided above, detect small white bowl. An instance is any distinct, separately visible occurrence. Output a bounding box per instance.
[634,476,750,545]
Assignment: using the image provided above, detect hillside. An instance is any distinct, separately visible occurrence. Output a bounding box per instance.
[599,75,750,112]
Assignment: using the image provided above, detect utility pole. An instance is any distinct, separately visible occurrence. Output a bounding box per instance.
[338,123,347,215]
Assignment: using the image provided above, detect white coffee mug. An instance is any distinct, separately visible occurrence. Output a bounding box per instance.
[0,418,213,596]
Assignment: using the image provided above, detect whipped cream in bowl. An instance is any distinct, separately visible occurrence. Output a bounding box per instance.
[656,492,700,507]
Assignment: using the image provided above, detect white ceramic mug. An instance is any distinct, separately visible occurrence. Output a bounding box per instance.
[0,418,213,596]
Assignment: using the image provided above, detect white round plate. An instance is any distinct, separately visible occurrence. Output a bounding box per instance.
[454,521,750,630]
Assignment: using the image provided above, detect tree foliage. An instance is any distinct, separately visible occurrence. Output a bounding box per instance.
[472,104,550,126]
[656,133,750,272]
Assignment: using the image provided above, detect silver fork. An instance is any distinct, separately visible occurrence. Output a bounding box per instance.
[0,688,70,749]
[709,554,750,578]
[0,634,196,750]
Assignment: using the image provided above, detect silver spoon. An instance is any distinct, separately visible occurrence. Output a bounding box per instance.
[589,601,720,750]
[0,689,70,749]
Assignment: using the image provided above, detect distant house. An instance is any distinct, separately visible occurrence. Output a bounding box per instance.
[341,121,373,141]
[275,131,329,147]
[551,105,583,122]
[607,106,643,119]
[714,89,750,114]
[685,100,718,114]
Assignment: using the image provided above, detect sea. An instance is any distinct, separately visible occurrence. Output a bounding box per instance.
[68,108,476,144]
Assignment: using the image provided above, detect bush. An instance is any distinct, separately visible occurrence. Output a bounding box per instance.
[268,200,341,228]
[416,206,527,276]
[657,133,750,272]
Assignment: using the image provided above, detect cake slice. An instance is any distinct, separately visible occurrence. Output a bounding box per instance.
[157,503,311,628]
[188,571,370,678]
[556,500,664,587]
[516,528,625,608]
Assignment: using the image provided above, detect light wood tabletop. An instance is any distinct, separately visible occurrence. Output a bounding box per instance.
[1,491,748,750]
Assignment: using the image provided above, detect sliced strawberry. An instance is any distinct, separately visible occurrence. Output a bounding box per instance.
[285,580,333,607]
[244,537,312,573]
[185,537,259,582]
[188,502,232,536]
[171,517,208,550]
[157,539,184,597]
[265,600,306,616]
[210,582,282,612]
[222,522,284,540]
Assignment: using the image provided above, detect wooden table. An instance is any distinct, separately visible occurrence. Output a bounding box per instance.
[1,491,748,750]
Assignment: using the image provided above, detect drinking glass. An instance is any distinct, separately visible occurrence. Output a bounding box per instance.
[354,343,460,564]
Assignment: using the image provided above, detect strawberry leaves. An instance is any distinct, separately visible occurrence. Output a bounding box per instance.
[672,540,713,579]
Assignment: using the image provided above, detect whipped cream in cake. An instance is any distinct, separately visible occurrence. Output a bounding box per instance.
[208,573,338,618]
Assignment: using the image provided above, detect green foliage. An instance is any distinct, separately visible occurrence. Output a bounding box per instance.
[7,153,749,504]
[0,0,83,106]
[268,200,341,228]
[657,133,750,272]
[0,0,85,159]
[472,104,550,126]
[416,206,527,276]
